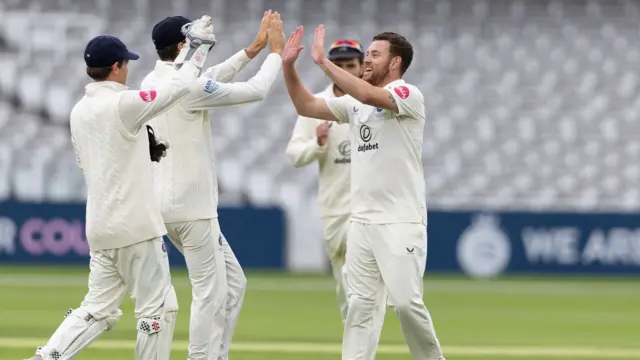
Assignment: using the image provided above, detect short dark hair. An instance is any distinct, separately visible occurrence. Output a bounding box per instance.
[86,60,126,81]
[372,32,413,75]
[157,43,181,61]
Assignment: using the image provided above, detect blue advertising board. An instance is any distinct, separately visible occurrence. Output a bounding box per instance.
[1,201,639,276]
[0,201,285,269]
[426,211,640,277]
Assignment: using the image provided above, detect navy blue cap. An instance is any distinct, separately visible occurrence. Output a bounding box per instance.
[152,16,191,50]
[84,35,139,67]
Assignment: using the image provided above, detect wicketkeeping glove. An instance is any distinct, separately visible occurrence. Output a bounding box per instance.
[174,15,217,69]
[146,125,170,162]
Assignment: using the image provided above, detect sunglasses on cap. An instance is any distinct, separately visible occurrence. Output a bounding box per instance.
[330,40,363,52]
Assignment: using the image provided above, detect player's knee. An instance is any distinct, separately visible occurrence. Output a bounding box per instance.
[393,297,423,317]
[394,302,411,317]
[69,307,122,331]
[200,281,227,305]
[346,294,377,325]
[137,285,178,335]
[104,309,123,330]
[162,285,179,314]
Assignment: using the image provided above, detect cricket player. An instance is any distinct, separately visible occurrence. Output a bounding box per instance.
[140,12,284,360]
[26,16,217,360]
[281,25,446,360]
[284,38,386,359]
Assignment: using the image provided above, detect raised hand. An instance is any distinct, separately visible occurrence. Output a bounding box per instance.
[246,10,272,58]
[182,15,216,47]
[175,15,217,68]
[267,12,285,55]
[282,26,304,66]
[311,24,327,65]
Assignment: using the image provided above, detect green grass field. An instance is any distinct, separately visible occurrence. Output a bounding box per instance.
[0,266,638,360]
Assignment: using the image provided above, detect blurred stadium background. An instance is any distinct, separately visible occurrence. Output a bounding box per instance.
[1,0,639,359]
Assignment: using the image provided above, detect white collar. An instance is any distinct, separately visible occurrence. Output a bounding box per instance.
[85,81,128,95]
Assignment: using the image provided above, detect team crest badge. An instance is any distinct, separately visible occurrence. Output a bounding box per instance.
[393,86,410,99]
[204,79,219,94]
[139,90,157,102]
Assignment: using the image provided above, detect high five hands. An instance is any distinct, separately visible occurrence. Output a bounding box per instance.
[311,25,327,65]
[246,10,285,58]
[282,26,304,66]
[268,12,285,55]
[246,10,272,58]
[282,24,328,67]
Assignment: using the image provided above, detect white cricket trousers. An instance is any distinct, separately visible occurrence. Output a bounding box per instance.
[38,237,178,360]
[323,214,386,360]
[165,218,247,360]
[344,222,445,360]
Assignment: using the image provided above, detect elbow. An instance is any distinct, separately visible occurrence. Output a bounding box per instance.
[285,148,303,168]
[289,159,304,168]
[254,88,267,101]
[294,102,317,119]
[290,159,306,168]
[248,82,269,102]
[295,106,311,118]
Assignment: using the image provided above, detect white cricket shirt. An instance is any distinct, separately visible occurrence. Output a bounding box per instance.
[70,63,201,251]
[325,80,427,225]
[285,84,351,217]
[141,51,282,223]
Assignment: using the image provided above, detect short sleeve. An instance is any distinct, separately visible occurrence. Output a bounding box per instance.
[325,95,354,124]
[387,84,425,120]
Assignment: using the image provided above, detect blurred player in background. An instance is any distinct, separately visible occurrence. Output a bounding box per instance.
[140,11,284,360]
[284,38,386,360]
[26,16,217,360]
[281,25,446,360]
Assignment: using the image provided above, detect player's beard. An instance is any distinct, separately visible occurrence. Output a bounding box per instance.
[365,63,391,87]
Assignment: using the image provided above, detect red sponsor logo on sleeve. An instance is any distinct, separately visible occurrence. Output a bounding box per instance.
[393,86,410,99]
[139,90,157,102]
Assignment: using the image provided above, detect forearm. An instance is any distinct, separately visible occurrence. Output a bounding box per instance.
[185,53,281,110]
[243,53,282,100]
[203,40,263,82]
[121,63,199,134]
[283,65,330,119]
[162,63,200,96]
[244,43,262,59]
[203,49,252,83]
[318,59,371,102]
[319,58,399,110]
